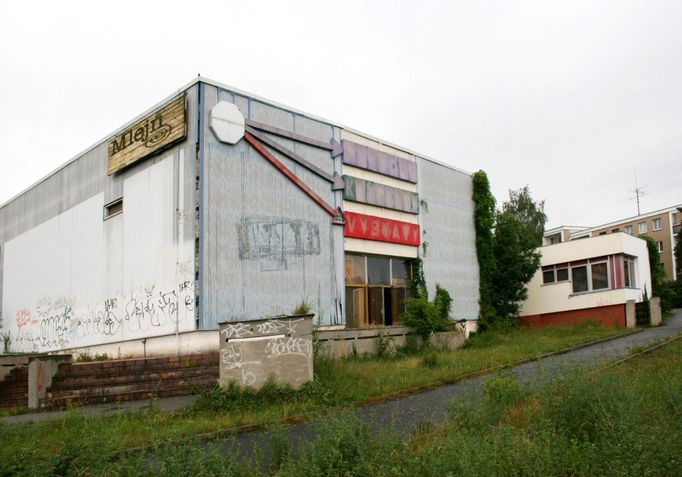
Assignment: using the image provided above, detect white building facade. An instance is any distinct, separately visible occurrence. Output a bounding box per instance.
[520,233,651,327]
[0,78,480,355]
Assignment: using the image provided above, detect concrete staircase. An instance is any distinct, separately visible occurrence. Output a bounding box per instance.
[0,367,29,408]
[41,352,219,408]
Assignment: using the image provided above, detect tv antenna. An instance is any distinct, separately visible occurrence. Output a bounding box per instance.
[630,168,646,216]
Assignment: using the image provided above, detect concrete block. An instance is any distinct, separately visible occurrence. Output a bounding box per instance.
[650,297,662,326]
[431,330,466,350]
[218,315,313,390]
[28,355,72,408]
[625,300,637,328]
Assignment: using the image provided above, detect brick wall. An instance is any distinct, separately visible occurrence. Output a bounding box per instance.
[519,304,626,328]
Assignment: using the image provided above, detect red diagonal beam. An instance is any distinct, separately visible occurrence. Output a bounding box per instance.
[244,132,342,221]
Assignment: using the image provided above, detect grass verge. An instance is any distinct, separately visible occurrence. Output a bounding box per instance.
[0,322,631,474]
[88,333,682,476]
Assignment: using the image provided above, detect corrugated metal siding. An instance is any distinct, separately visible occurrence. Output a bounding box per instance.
[0,85,200,343]
[343,140,418,183]
[418,158,480,320]
[343,175,419,214]
[200,84,345,328]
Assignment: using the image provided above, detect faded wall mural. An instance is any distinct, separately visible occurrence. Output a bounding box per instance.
[237,216,321,272]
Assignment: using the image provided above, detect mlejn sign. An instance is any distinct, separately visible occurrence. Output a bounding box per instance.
[107,94,187,175]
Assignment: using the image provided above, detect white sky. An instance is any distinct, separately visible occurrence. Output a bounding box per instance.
[1,0,680,228]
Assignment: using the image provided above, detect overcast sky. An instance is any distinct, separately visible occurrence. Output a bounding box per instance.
[1,0,680,229]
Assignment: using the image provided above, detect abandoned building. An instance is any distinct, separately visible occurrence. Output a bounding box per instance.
[0,77,480,356]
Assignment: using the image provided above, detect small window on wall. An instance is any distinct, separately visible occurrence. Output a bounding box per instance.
[625,225,633,235]
[639,222,648,234]
[657,241,664,253]
[571,265,589,293]
[653,218,662,231]
[591,262,609,290]
[557,267,569,281]
[104,198,123,220]
[624,257,635,287]
[543,269,555,284]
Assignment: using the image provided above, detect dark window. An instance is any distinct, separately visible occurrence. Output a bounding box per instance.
[543,269,555,284]
[557,268,569,281]
[591,262,609,290]
[367,256,390,285]
[104,198,123,219]
[572,266,588,293]
[624,258,635,287]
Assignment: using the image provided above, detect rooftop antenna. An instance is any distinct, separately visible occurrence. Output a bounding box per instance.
[630,166,646,216]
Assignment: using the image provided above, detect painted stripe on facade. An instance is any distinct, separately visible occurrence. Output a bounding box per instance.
[342,175,419,214]
[342,141,418,183]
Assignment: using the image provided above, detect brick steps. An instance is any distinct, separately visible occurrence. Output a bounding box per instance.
[40,352,219,408]
[49,366,217,390]
[0,367,29,408]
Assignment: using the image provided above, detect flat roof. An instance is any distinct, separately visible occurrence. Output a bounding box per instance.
[571,204,682,234]
[0,77,471,210]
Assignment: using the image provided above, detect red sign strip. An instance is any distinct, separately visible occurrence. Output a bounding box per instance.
[344,211,420,246]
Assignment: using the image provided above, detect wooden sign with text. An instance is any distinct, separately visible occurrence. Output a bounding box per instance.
[107,94,187,175]
[344,211,420,246]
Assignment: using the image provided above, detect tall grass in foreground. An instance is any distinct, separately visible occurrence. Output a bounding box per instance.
[116,339,682,476]
[0,322,629,475]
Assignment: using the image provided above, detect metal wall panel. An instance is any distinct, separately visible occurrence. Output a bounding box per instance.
[343,140,418,183]
[343,175,419,214]
[200,84,345,328]
[0,85,200,350]
[418,158,480,320]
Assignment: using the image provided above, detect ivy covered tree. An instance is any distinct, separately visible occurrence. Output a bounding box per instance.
[471,173,546,330]
[472,171,497,326]
[675,226,682,307]
[638,234,666,296]
[674,227,682,282]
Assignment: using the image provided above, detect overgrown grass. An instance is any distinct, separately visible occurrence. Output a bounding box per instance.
[7,336,681,476]
[0,322,630,474]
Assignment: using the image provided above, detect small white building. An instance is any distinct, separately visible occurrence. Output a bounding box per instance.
[519,233,651,327]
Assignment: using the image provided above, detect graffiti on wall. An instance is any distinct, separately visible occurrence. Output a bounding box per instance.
[237,216,320,272]
[9,280,195,353]
[219,317,313,388]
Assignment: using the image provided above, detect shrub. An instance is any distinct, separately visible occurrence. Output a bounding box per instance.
[400,285,453,340]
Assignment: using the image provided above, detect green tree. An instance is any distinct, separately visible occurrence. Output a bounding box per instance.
[491,202,544,321]
[675,226,682,307]
[675,227,682,274]
[471,171,497,326]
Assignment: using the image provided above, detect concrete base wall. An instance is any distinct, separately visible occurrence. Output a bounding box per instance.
[51,322,471,362]
[519,304,627,328]
[60,330,219,360]
[317,325,466,358]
